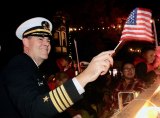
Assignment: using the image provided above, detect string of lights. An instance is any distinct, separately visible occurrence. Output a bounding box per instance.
[69,18,160,32]
[69,25,122,32]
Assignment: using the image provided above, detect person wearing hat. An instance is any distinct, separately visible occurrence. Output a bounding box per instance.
[1,17,114,118]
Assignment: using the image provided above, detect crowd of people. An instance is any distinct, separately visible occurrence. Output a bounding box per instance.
[29,37,160,118]
[1,16,160,118]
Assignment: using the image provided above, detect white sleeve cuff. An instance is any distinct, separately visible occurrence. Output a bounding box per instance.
[72,77,85,95]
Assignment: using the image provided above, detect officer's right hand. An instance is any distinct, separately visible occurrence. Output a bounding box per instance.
[76,50,114,88]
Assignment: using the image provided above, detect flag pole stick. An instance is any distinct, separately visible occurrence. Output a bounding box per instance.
[112,40,124,57]
[152,19,158,47]
[74,39,81,73]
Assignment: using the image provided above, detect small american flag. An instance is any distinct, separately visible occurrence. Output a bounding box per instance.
[120,8,154,42]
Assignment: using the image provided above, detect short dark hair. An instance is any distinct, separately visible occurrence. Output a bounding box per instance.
[141,45,155,54]
[121,61,134,70]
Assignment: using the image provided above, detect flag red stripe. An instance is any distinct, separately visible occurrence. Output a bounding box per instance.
[138,8,152,13]
[137,13,151,18]
[130,23,152,30]
[121,36,153,40]
[123,26,152,33]
[121,36,154,42]
[122,31,153,37]
[137,18,151,23]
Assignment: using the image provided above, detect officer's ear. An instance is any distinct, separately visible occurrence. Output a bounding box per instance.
[22,37,30,48]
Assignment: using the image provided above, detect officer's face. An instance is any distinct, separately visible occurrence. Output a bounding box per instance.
[23,36,51,63]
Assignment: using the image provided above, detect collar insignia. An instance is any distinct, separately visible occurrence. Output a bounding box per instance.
[43,96,49,102]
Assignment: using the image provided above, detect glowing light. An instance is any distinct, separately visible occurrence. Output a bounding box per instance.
[113,69,117,77]
[135,92,140,98]
[128,48,141,53]
[137,49,141,52]
[69,28,73,32]
[135,106,160,118]
[129,48,133,52]
[118,25,121,28]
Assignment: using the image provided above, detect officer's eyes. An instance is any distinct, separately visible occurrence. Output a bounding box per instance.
[38,37,50,42]
[46,39,51,42]
[38,37,43,40]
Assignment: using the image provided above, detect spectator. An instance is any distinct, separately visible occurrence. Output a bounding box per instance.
[56,55,75,78]
[112,62,144,111]
[134,45,158,88]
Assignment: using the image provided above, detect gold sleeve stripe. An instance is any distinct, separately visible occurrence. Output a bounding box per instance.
[49,91,63,113]
[53,89,66,111]
[57,87,70,108]
[23,29,51,36]
[60,85,73,105]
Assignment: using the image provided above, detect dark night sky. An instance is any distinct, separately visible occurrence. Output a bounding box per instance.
[1,0,160,70]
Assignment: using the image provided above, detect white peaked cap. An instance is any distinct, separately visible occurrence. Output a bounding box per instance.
[16,17,52,40]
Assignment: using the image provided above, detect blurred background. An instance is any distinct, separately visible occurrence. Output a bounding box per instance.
[1,0,160,72]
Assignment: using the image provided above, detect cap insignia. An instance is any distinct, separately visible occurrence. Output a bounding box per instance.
[41,21,50,30]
